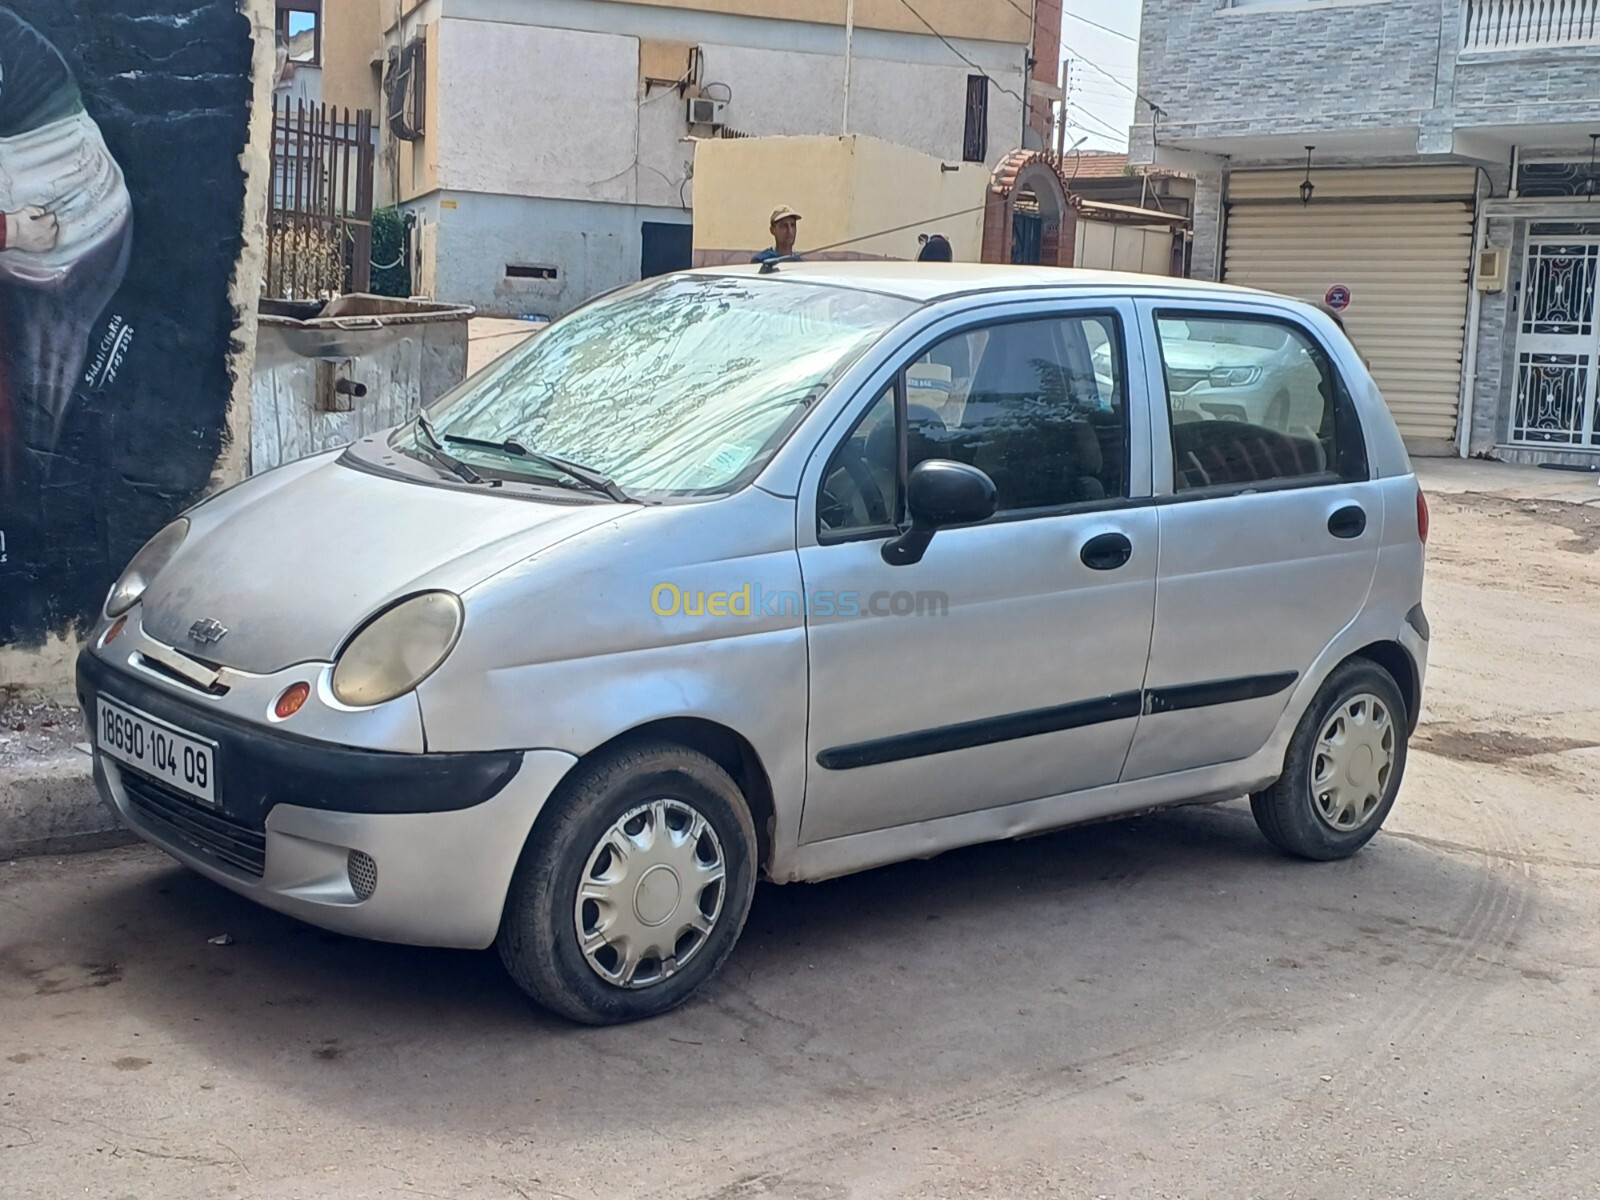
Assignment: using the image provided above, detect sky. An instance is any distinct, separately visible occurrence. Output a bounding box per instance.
[1058,1,1142,154]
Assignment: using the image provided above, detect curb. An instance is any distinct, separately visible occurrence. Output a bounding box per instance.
[0,750,135,860]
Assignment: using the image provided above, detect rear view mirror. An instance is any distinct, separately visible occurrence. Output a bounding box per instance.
[882,460,998,566]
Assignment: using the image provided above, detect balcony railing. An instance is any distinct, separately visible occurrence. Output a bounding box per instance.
[1463,0,1600,51]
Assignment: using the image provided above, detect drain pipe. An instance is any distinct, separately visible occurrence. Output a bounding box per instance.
[1456,170,1491,458]
[842,0,855,135]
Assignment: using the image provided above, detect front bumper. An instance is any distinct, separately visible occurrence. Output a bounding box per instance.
[78,651,578,949]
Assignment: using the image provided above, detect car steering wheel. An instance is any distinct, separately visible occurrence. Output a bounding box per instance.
[819,445,889,530]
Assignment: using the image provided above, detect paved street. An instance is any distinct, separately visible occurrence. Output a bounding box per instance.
[4,474,1599,1200]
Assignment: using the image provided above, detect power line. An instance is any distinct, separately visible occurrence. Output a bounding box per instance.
[1066,52,1138,100]
[895,0,1027,106]
[1064,8,1137,43]
[1064,48,1163,118]
[1054,103,1130,148]
[1069,108,1130,145]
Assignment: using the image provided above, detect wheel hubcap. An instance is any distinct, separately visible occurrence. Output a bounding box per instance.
[575,798,726,989]
[1311,693,1396,832]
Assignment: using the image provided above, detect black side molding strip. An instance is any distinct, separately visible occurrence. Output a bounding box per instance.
[816,691,1143,771]
[1144,672,1299,716]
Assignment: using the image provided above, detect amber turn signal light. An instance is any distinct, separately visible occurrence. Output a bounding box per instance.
[273,682,311,720]
[100,616,128,648]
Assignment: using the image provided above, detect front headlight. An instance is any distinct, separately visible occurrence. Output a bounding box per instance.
[331,592,463,707]
[105,519,189,617]
[1208,366,1263,388]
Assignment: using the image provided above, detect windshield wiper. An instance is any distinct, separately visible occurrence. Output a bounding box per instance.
[442,433,633,503]
[414,412,482,485]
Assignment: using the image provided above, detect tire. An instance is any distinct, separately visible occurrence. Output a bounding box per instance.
[1250,659,1409,861]
[498,740,758,1025]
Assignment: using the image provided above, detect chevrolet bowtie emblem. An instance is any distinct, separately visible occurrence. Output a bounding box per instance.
[189,618,229,645]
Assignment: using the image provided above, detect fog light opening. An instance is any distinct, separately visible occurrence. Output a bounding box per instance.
[272,682,312,721]
[348,850,378,901]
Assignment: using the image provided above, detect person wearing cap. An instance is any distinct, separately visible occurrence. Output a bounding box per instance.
[752,205,802,265]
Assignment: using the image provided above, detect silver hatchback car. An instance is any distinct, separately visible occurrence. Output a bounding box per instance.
[78,265,1429,1024]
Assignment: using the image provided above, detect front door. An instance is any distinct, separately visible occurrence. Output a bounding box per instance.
[1510,233,1600,448]
[797,303,1157,845]
[1121,302,1382,781]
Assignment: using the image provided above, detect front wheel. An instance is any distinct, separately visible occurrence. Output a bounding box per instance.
[1250,660,1408,861]
[498,741,758,1024]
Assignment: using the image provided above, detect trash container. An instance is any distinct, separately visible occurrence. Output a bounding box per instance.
[251,293,474,474]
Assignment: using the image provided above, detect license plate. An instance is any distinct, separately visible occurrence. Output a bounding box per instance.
[97,698,217,806]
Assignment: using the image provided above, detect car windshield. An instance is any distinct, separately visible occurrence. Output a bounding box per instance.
[412,274,915,498]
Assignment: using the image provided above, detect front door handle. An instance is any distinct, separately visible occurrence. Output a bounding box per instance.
[1328,504,1367,539]
[1080,532,1133,571]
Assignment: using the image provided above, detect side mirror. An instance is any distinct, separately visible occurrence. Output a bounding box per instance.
[882,460,998,566]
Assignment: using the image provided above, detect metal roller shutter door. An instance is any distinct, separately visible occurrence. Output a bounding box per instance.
[1223,170,1476,449]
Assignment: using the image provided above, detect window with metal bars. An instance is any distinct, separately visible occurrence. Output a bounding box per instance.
[963,75,989,163]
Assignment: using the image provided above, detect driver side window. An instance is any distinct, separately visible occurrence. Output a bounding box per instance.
[818,312,1130,537]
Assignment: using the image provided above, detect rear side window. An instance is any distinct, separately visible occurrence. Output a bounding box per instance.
[1154,312,1366,492]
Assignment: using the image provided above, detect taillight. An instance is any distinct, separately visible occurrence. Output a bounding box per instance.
[1416,487,1430,544]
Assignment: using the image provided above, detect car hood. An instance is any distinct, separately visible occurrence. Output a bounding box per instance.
[141,452,636,674]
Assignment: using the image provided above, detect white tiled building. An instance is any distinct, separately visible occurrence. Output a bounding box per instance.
[1132,0,1600,463]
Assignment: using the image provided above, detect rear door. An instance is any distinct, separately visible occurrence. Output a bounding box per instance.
[1121,300,1383,782]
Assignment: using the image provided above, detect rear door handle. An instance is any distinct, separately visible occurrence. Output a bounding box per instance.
[1080,532,1133,571]
[1328,504,1367,539]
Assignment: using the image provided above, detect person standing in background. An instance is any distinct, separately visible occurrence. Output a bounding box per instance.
[752,205,802,265]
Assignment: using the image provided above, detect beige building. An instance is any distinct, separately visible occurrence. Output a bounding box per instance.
[691,134,992,266]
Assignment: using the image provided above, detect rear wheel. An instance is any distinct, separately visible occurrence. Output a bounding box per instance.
[498,741,758,1024]
[1251,660,1408,861]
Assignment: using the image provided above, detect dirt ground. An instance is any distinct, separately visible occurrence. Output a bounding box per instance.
[3,483,1599,1200]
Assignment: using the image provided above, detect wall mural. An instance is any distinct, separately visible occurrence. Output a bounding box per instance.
[0,1,253,652]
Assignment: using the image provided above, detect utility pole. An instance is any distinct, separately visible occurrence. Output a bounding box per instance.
[1055,58,1069,157]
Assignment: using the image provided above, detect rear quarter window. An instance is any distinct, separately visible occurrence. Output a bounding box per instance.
[1153,310,1368,493]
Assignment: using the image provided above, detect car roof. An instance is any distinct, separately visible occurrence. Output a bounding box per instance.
[692,261,1285,306]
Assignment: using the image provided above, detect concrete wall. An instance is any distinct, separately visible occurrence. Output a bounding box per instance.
[0,0,274,697]
[421,7,1026,209]
[321,0,385,114]
[601,0,1032,44]
[415,190,692,317]
[690,135,989,265]
[393,0,1028,315]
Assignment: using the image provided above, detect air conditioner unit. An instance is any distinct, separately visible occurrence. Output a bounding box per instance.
[686,97,728,127]
[1476,247,1507,293]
